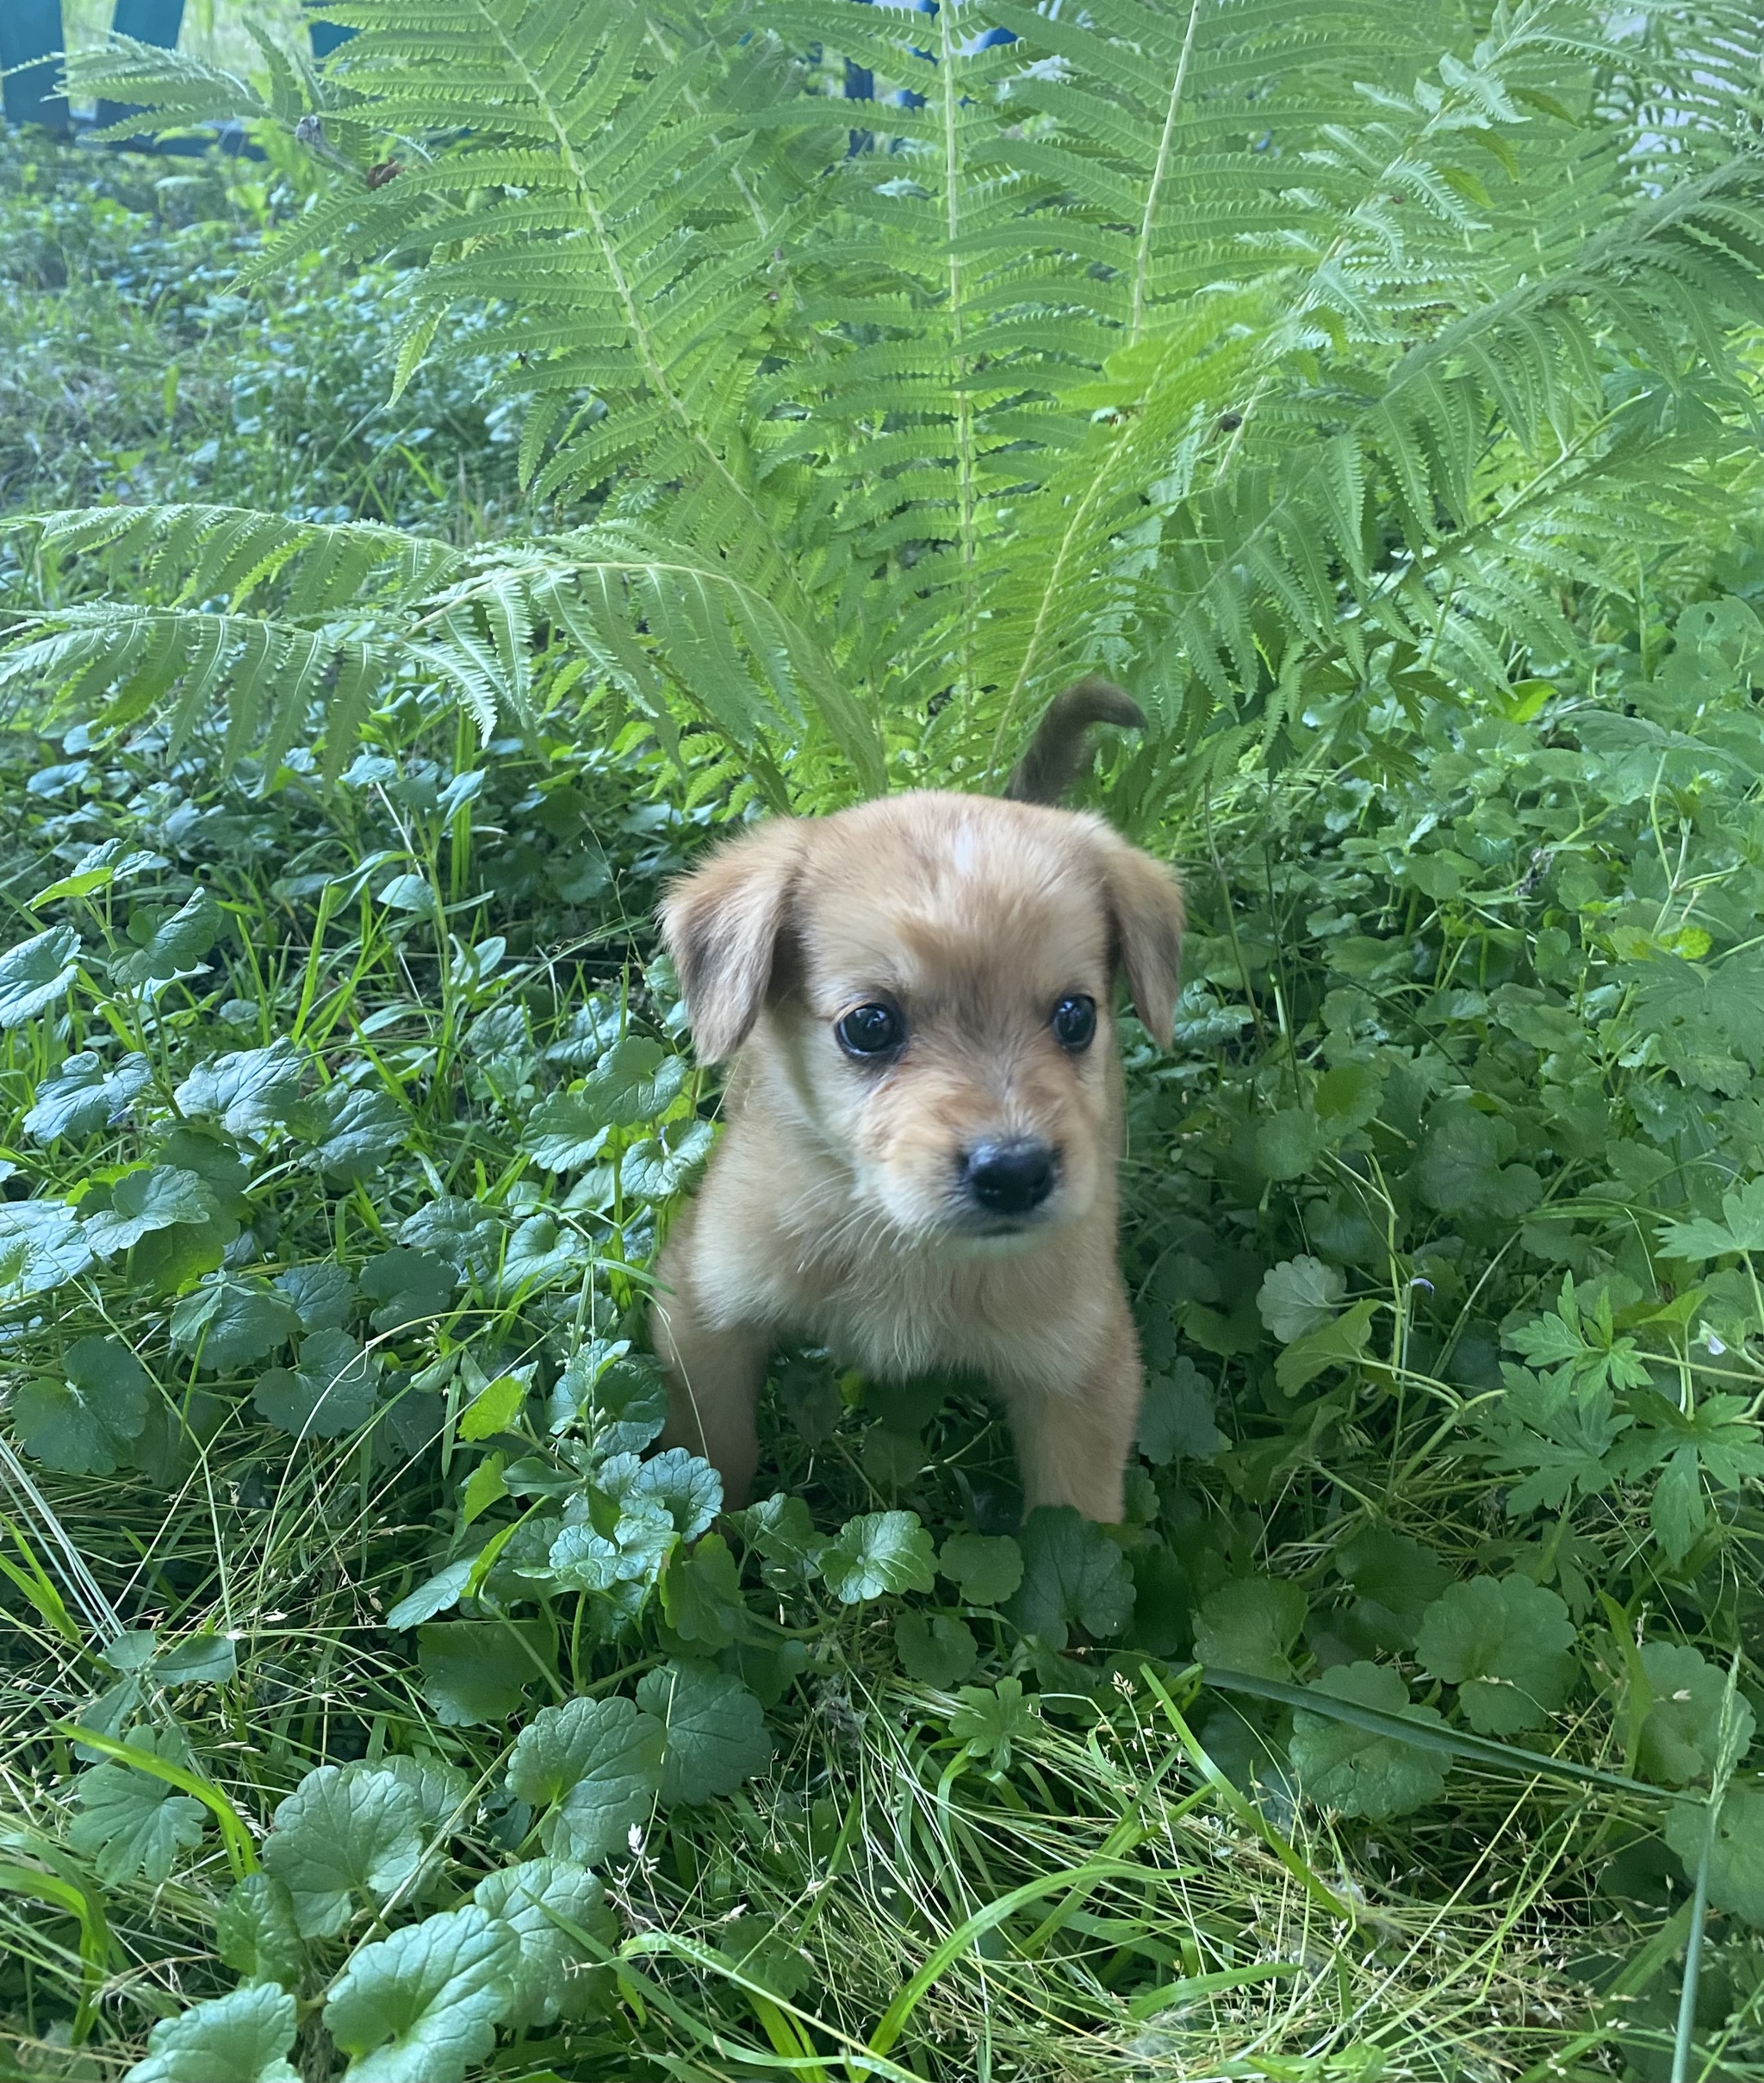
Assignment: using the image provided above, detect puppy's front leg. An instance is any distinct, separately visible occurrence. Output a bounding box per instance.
[649,1260,772,1508]
[1003,1296,1143,1523]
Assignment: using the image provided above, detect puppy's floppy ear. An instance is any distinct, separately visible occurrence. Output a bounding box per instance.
[1092,827,1184,1048]
[659,820,804,1063]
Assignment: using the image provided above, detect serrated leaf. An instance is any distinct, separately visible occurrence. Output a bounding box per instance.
[1289,1663,1451,1819]
[0,925,79,1026]
[1255,1109,1325,1181]
[291,1085,408,1182]
[521,1091,613,1172]
[936,1532,1023,1607]
[274,1262,355,1332]
[253,1329,380,1439]
[1637,1643,1755,1787]
[127,1983,298,2083]
[170,1275,299,1371]
[1258,1256,1346,1341]
[458,1372,525,1441]
[1332,1529,1450,1651]
[895,1611,978,1686]
[0,1198,95,1303]
[735,1491,827,1588]
[417,1619,556,1726]
[324,1903,517,2083]
[599,1447,722,1540]
[618,1118,714,1200]
[582,1036,688,1128]
[506,1694,664,1863]
[660,1533,747,1650]
[175,1042,304,1139]
[24,1050,150,1143]
[550,1342,667,1455]
[1665,1779,1764,1928]
[67,1726,207,1883]
[216,1874,305,1991]
[260,1764,425,1937]
[474,1856,616,2029]
[1415,1575,1575,1734]
[1656,1178,1764,1259]
[1005,1508,1134,1649]
[1192,1576,1307,1681]
[82,1166,214,1257]
[1415,1104,1541,1222]
[15,1334,151,1474]
[821,1508,937,1603]
[949,1676,1037,1769]
[114,890,220,988]
[1136,1358,1227,1464]
[1479,1364,1632,1514]
[496,1211,582,1295]
[400,1197,505,1284]
[637,1660,770,1804]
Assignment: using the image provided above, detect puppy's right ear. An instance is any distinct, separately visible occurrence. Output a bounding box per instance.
[659,821,804,1063]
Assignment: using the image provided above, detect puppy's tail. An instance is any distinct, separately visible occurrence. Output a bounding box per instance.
[1003,676,1146,805]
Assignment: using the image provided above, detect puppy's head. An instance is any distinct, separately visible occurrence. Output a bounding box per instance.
[661,795,1183,1243]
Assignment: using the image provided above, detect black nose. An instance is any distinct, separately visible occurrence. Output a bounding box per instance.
[963,1138,1057,1216]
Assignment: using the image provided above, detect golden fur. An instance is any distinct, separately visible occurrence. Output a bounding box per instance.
[648,775,1183,1521]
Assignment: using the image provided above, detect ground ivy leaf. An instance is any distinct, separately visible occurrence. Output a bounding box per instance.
[637,1660,771,1804]
[660,1533,747,1650]
[474,1857,616,2029]
[1332,1529,1450,1653]
[522,1091,613,1172]
[581,1035,687,1128]
[216,1874,305,1991]
[937,1531,1023,1607]
[495,1212,582,1296]
[24,1049,150,1143]
[253,1329,380,1439]
[1289,1662,1452,1819]
[15,1334,151,1474]
[0,1198,94,1303]
[400,1197,506,1284]
[0,924,79,1026]
[170,1275,299,1372]
[507,1693,665,1863]
[822,1508,938,1604]
[599,1447,722,1540]
[287,1085,407,1182]
[175,1042,305,1141]
[352,1754,472,1834]
[127,1983,298,2083]
[1665,1779,1764,1928]
[949,1676,1038,1769]
[1636,1643,1755,1787]
[735,1492,828,1588]
[549,1341,668,1455]
[457,1372,525,1442]
[273,1262,355,1333]
[1135,1359,1227,1465]
[1415,1104,1542,1222]
[1192,1576,1308,1680]
[67,1727,207,1883]
[1415,1575,1575,1734]
[323,1903,517,2083]
[1005,1508,1134,1649]
[417,1619,556,1726]
[1258,1255,1345,1341]
[113,890,220,989]
[1275,1297,1378,1396]
[895,1612,978,1687]
[618,1118,714,1200]
[358,1247,457,1333]
[82,1166,213,1258]
[260,1763,425,1938]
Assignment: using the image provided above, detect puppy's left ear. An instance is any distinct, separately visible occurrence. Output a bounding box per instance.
[659,819,805,1064]
[1093,829,1184,1048]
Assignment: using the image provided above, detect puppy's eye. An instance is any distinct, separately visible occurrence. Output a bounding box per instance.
[836,1002,904,1058]
[1053,994,1096,1052]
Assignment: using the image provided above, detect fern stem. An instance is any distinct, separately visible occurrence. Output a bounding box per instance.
[937,0,978,708]
[1129,0,1206,346]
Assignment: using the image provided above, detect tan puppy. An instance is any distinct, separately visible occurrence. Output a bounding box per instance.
[649,682,1183,1522]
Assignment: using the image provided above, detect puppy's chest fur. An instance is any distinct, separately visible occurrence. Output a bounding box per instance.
[681,1081,1122,1395]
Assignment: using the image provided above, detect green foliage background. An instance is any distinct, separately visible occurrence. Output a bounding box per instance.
[5,1,1764,2074]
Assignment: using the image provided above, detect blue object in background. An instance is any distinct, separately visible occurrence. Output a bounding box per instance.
[95,0,184,143]
[1,0,71,133]
[308,15,356,59]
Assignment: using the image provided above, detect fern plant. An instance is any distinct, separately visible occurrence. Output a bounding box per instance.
[7,0,1764,804]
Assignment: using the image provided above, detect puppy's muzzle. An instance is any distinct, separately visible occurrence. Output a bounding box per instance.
[961,1136,1058,1220]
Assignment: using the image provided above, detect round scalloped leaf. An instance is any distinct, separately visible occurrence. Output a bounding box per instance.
[126,1983,298,2083]
[506,1694,664,1864]
[637,1660,771,1805]
[1289,1662,1451,1819]
[323,1903,517,2083]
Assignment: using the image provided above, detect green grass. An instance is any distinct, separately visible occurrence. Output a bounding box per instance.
[5,72,1764,2083]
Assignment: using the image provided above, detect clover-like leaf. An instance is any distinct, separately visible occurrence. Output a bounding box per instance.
[821,1508,937,1604]
[474,1857,617,2029]
[113,890,220,989]
[895,1612,978,1687]
[1192,1576,1307,1681]
[126,1983,298,2083]
[637,1660,771,1804]
[67,1727,207,1883]
[1258,1256,1345,1342]
[1136,1358,1227,1465]
[1636,1643,1755,1787]
[216,1874,306,1992]
[506,1694,665,1863]
[253,1329,380,1439]
[1289,1662,1451,1819]
[949,1676,1038,1769]
[1005,1508,1134,1650]
[14,1334,151,1475]
[0,1198,94,1303]
[171,1276,300,1372]
[175,1043,305,1141]
[260,1763,425,1937]
[1665,1779,1764,1928]
[936,1531,1023,1608]
[0,924,79,1026]
[24,1050,150,1143]
[82,1166,214,1258]
[324,1903,517,2083]
[1415,1575,1575,1734]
